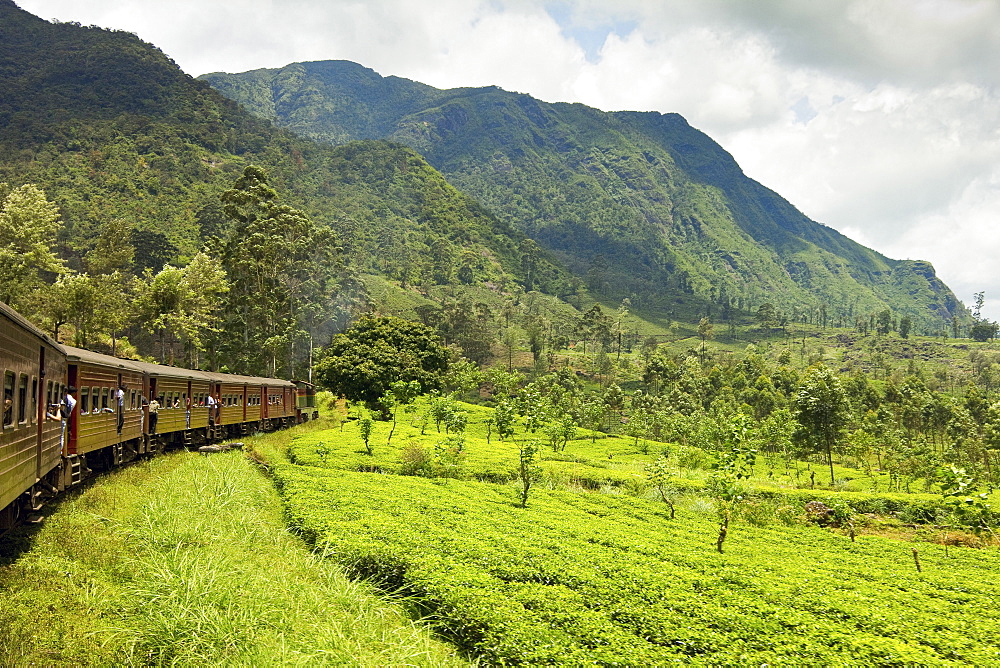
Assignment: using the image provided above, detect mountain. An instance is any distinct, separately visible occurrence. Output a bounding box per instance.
[202,60,966,331]
[0,1,553,294]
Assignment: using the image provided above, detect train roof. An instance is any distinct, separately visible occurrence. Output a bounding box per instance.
[0,300,61,349]
[128,359,215,381]
[205,371,296,388]
[58,342,295,389]
[62,345,146,373]
[61,349,293,388]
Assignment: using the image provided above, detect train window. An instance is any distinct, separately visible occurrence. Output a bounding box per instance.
[31,377,38,424]
[17,374,28,423]
[80,387,90,414]
[3,371,13,428]
[157,393,165,407]
[101,387,110,411]
[130,390,137,410]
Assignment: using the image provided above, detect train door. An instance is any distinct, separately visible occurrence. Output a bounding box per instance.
[148,377,157,438]
[34,346,45,479]
[67,364,78,455]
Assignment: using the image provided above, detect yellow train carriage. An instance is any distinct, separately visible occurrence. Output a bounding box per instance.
[132,361,212,440]
[205,373,296,434]
[1,302,65,523]
[63,347,144,457]
[295,381,319,422]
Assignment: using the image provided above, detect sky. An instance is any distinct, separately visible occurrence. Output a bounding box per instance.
[17,0,1000,319]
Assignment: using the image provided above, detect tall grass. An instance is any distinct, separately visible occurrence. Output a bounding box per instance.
[0,422,466,666]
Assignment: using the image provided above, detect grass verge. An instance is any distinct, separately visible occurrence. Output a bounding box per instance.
[0,420,466,666]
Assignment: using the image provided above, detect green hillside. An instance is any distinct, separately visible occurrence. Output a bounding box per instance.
[0,2,575,373]
[203,60,967,332]
[0,4,539,281]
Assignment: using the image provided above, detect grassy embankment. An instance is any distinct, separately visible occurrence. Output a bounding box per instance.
[0,418,466,667]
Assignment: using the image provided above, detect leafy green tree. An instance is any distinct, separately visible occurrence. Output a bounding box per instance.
[575,304,612,354]
[315,315,449,409]
[91,271,135,356]
[970,321,998,343]
[579,400,604,442]
[756,303,777,330]
[358,412,375,456]
[706,433,756,553]
[876,309,892,336]
[382,380,420,447]
[624,410,652,453]
[86,217,134,275]
[795,365,850,485]
[517,440,543,507]
[494,399,517,441]
[135,253,229,366]
[899,316,912,339]
[0,183,67,310]
[645,456,677,519]
[218,165,345,376]
[938,465,994,538]
[698,317,713,360]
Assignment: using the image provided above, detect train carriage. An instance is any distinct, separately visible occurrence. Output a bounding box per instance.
[295,381,320,422]
[208,374,250,434]
[131,361,213,447]
[62,347,145,467]
[205,372,296,435]
[265,381,297,427]
[0,303,65,527]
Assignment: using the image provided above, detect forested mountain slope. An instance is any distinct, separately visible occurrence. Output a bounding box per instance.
[0,1,557,299]
[202,60,966,331]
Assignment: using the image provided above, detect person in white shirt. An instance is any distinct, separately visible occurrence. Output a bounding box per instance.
[114,383,126,434]
[61,386,77,448]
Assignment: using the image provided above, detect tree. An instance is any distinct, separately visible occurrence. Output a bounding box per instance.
[876,309,892,336]
[756,303,777,330]
[698,317,714,361]
[382,380,420,446]
[938,465,994,539]
[517,440,543,507]
[218,165,346,377]
[0,183,67,310]
[135,253,229,366]
[86,217,134,276]
[645,456,677,519]
[970,321,998,343]
[315,316,449,409]
[899,316,912,339]
[358,411,375,456]
[795,365,850,485]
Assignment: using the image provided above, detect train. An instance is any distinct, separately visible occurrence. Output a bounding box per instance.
[0,300,319,532]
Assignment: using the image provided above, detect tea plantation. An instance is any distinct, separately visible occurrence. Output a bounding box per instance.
[253,400,1000,666]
